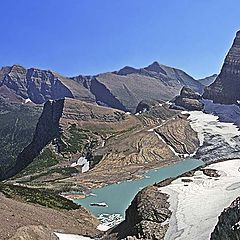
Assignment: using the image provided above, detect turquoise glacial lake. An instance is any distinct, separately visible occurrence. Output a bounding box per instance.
[74,159,203,218]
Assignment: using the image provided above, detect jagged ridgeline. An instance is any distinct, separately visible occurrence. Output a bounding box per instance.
[0,62,204,113]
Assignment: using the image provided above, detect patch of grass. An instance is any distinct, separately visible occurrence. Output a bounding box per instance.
[19,167,79,183]
[0,183,79,210]
[16,148,60,177]
[62,124,89,154]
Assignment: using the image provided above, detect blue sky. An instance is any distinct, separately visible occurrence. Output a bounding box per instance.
[0,0,239,78]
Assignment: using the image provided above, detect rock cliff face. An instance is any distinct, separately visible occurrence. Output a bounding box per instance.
[204,31,240,104]
[0,98,42,179]
[211,197,240,240]
[0,65,94,104]
[103,185,171,240]
[172,86,204,111]
[1,99,64,180]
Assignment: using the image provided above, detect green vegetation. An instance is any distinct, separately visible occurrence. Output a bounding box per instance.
[62,124,89,154]
[0,183,79,210]
[16,148,60,177]
[0,100,42,177]
[24,166,79,182]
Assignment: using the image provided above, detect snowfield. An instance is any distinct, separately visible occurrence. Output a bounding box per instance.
[160,159,240,240]
[54,233,93,240]
[185,110,239,147]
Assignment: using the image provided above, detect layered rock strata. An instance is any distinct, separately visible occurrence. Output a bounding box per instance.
[204,31,240,104]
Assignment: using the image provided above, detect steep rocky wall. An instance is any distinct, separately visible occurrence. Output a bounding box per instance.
[0,65,75,104]
[211,197,240,240]
[0,98,42,179]
[89,77,128,111]
[2,99,64,180]
[103,185,171,240]
[204,31,240,104]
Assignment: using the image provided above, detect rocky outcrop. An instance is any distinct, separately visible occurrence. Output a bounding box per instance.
[0,65,94,104]
[210,197,240,240]
[155,114,200,155]
[2,99,64,180]
[103,186,171,240]
[172,86,204,111]
[204,31,240,104]
[135,100,163,113]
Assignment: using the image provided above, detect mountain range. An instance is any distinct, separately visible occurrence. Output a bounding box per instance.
[0,61,208,113]
[1,29,240,240]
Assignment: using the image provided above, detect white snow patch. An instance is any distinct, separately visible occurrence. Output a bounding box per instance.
[101,140,106,147]
[97,224,111,231]
[160,159,240,240]
[125,112,131,115]
[54,233,93,240]
[71,157,89,173]
[98,213,124,228]
[24,98,32,104]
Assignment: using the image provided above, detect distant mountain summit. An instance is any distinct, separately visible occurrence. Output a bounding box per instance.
[72,61,204,112]
[0,62,204,112]
[204,31,240,104]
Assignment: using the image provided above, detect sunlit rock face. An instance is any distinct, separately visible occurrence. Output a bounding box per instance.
[204,31,240,104]
[172,86,204,111]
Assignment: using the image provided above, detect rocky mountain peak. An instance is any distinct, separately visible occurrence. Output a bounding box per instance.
[0,65,75,104]
[203,30,240,104]
[116,66,139,75]
[145,61,167,74]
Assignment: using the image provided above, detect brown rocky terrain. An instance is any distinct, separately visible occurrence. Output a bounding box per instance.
[0,192,99,240]
[8,98,199,191]
[103,185,171,240]
[73,61,204,112]
[172,86,204,111]
[204,31,240,104]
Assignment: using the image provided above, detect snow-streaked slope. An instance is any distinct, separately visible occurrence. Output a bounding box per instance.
[184,110,239,147]
[160,159,240,240]
[203,99,240,127]
[181,109,240,163]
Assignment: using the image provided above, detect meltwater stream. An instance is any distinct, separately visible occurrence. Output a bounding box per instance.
[74,159,203,226]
